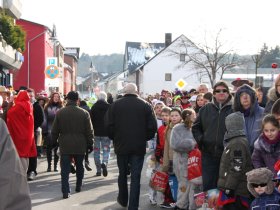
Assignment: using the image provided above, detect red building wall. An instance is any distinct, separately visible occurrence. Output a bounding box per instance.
[14,19,53,94]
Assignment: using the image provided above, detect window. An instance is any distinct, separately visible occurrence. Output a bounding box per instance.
[180,53,186,62]
[165,73,172,81]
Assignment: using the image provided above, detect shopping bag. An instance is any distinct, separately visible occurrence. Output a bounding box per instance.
[149,170,168,192]
[168,174,178,201]
[188,147,202,184]
[35,127,43,146]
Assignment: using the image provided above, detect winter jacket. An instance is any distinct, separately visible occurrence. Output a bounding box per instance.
[250,189,280,210]
[162,123,174,173]
[192,96,233,157]
[0,118,31,210]
[155,124,167,162]
[51,101,94,155]
[33,101,44,131]
[90,99,110,136]
[264,87,280,114]
[7,90,37,158]
[105,94,157,155]
[252,134,280,176]
[170,123,196,186]
[233,84,264,152]
[218,136,252,197]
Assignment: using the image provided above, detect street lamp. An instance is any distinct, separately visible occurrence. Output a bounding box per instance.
[89,61,97,97]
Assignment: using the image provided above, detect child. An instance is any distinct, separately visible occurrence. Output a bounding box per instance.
[148,102,166,204]
[194,93,205,114]
[160,108,182,208]
[170,108,197,210]
[252,114,280,176]
[246,167,280,209]
[217,112,253,210]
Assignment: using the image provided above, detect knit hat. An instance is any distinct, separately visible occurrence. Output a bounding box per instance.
[224,112,246,140]
[246,168,274,198]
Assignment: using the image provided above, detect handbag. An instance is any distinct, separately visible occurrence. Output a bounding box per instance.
[149,169,169,192]
[35,127,43,146]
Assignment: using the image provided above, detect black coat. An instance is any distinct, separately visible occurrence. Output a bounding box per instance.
[105,94,157,155]
[33,101,44,130]
[90,99,110,136]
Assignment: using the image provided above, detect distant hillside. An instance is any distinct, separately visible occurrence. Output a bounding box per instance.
[77,53,124,76]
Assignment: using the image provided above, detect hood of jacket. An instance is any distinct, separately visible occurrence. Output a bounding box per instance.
[15,90,32,115]
[224,111,246,141]
[233,84,258,115]
[267,87,279,102]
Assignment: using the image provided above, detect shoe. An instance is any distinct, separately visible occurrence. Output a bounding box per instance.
[96,172,101,176]
[75,185,81,192]
[70,164,76,174]
[149,198,157,205]
[85,162,92,171]
[47,167,51,172]
[101,163,108,177]
[62,193,70,199]
[159,202,175,208]
[27,171,36,181]
[117,196,127,207]
[54,166,58,172]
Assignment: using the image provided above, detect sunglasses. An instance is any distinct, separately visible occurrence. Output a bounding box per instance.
[214,89,228,94]
[251,183,267,188]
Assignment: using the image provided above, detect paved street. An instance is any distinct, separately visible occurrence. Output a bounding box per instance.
[29,150,163,210]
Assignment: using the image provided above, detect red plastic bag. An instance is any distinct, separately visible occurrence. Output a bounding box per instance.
[149,170,169,192]
[188,147,202,181]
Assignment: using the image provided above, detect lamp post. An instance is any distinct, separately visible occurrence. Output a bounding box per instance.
[27,30,47,88]
[89,61,97,96]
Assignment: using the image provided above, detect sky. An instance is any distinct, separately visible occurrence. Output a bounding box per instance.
[21,0,280,56]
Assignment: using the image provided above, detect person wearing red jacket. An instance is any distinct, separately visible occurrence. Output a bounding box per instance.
[7,90,37,172]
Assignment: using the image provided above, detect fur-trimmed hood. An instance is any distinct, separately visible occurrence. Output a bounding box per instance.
[246,167,274,198]
[267,87,279,102]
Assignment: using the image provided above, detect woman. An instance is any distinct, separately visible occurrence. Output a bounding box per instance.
[43,92,63,172]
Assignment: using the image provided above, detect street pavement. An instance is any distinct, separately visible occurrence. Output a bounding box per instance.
[29,149,164,210]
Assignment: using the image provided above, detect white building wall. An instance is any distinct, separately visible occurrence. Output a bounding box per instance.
[139,36,202,96]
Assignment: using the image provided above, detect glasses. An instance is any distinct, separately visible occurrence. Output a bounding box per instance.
[251,183,267,188]
[214,89,228,94]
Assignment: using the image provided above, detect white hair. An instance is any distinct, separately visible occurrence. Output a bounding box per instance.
[124,83,137,94]
[97,91,107,101]
[199,83,209,89]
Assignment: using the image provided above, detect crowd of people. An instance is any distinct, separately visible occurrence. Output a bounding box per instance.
[0,77,280,210]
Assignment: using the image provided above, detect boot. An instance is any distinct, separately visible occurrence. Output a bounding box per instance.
[54,151,59,172]
[46,145,52,172]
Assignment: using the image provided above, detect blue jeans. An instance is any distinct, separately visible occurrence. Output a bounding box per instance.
[93,136,111,172]
[60,154,84,194]
[117,154,144,210]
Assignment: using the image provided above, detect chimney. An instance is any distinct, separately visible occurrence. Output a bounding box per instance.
[165,33,172,47]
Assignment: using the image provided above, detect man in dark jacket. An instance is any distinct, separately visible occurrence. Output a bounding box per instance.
[52,91,94,199]
[26,88,44,181]
[192,80,233,192]
[90,91,111,177]
[105,83,157,210]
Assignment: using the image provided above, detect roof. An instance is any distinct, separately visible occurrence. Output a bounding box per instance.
[124,41,165,72]
[133,34,189,72]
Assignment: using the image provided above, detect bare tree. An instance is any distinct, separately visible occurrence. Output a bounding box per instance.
[166,29,241,88]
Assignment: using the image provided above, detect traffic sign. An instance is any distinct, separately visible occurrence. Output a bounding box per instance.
[176,79,187,89]
[45,65,59,79]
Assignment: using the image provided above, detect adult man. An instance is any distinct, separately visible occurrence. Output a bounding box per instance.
[26,88,44,181]
[105,83,157,210]
[197,83,209,94]
[52,91,94,199]
[192,80,233,192]
[90,91,111,177]
[0,118,31,210]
